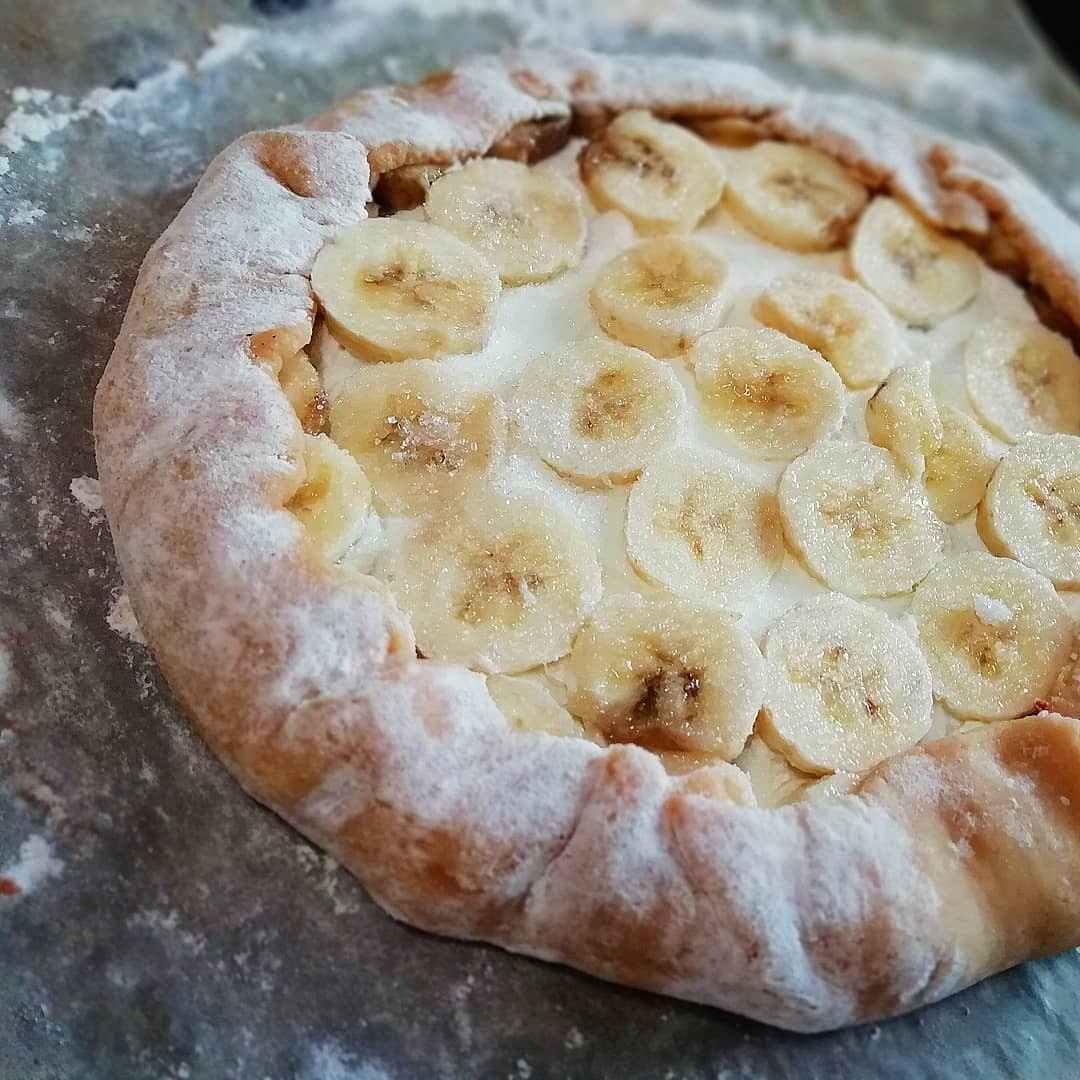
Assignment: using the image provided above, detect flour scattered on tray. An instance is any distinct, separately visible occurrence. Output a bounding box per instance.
[302,1042,392,1080]
[5,200,45,226]
[108,591,147,645]
[0,385,26,440]
[0,836,63,898]
[56,223,95,244]
[0,642,15,703]
[70,474,104,514]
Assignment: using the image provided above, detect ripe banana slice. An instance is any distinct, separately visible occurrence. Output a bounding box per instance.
[865,364,943,476]
[964,317,1080,443]
[589,236,728,357]
[980,433,1080,587]
[329,362,505,512]
[850,197,980,325]
[287,433,381,564]
[384,491,602,674]
[424,158,586,285]
[911,550,1072,720]
[278,349,327,434]
[566,593,765,760]
[512,338,685,486]
[751,271,896,390]
[725,141,869,252]
[625,450,784,606]
[779,441,944,597]
[691,326,845,459]
[578,110,725,233]
[486,674,586,738]
[924,404,999,523]
[311,218,501,361]
[759,594,933,774]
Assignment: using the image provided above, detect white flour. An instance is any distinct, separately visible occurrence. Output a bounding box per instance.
[108,591,147,645]
[0,385,26,441]
[5,199,45,226]
[0,835,64,897]
[69,474,104,514]
[0,641,14,703]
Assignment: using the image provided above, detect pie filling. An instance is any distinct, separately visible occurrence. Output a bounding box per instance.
[275,111,1080,808]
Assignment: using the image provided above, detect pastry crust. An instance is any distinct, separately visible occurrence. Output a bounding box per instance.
[94,48,1080,1032]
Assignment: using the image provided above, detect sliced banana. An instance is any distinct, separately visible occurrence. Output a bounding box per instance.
[865,365,943,476]
[691,326,845,460]
[566,593,764,760]
[980,433,1080,587]
[486,674,586,738]
[287,433,381,563]
[384,491,602,674]
[911,550,1072,720]
[278,349,327,434]
[850,197,980,326]
[512,338,685,487]
[424,158,586,285]
[752,271,896,390]
[662,757,758,806]
[686,115,764,149]
[578,110,725,234]
[625,450,784,607]
[734,735,822,808]
[725,141,868,252]
[964,317,1080,443]
[329,361,505,512]
[759,594,933,774]
[924,404,999,523]
[779,441,944,597]
[311,218,501,361]
[589,236,728,357]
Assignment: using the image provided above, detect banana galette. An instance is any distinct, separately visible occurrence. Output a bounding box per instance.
[95,50,1080,1031]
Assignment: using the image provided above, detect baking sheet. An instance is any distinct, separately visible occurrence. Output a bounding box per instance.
[2,1,1079,1075]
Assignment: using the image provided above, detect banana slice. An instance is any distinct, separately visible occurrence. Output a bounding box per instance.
[779,441,944,597]
[964,318,1080,443]
[980,433,1080,587]
[625,450,784,606]
[751,271,896,390]
[287,433,381,563]
[589,236,728,357]
[486,674,586,738]
[278,349,327,434]
[759,594,933,774]
[578,110,725,234]
[329,362,505,512]
[566,593,764,760]
[725,141,868,252]
[425,158,586,285]
[691,326,845,459]
[911,550,1072,720]
[384,491,602,674]
[850,197,980,326]
[865,365,943,476]
[660,756,758,806]
[311,218,501,361]
[512,338,685,487]
[924,404,999,523]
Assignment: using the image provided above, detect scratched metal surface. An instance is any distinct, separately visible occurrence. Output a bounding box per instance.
[1,2,1079,1076]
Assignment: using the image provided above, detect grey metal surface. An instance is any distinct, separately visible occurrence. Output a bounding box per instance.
[2,2,1079,1075]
